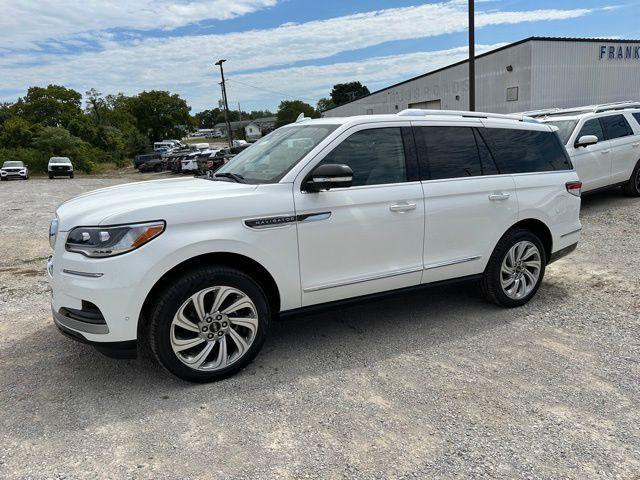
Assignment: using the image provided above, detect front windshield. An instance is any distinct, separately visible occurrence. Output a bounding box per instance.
[50,157,71,164]
[543,120,578,145]
[216,124,339,184]
[3,161,23,168]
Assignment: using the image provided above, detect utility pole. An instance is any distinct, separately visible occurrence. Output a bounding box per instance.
[468,0,475,111]
[215,59,233,148]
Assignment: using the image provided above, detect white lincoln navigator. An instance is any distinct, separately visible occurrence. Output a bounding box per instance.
[48,110,582,382]
[529,101,640,196]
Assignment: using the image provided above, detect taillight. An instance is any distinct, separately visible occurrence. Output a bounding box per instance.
[566,181,582,197]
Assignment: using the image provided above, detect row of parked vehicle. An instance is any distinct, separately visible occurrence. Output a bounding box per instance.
[0,157,74,181]
[134,141,252,176]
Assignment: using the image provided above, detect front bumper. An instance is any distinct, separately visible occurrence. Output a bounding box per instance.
[54,314,137,359]
[48,232,148,343]
[1,171,26,178]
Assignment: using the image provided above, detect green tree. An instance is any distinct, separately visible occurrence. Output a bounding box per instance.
[330,81,370,107]
[124,90,191,142]
[15,85,82,127]
[0,117,34,148]
[0,103,16,126]
[276,100,318,127]
[316,97,335,113]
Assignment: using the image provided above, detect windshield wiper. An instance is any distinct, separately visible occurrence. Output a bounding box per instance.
[213,172,247,183]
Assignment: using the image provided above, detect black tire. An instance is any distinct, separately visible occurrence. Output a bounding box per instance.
[69,173,74,179]
[622,160,640,197]
[49,174,54,179]
[0,177,6,181]
[481,228,546,308]
[148,266,271,382]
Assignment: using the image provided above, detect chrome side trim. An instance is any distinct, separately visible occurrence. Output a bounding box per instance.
[62,269,104,278]
[303,266,423,292]
[297,212,332,223]
[561,228,582,238]
[423,256,482,270]
[52,308,110,334]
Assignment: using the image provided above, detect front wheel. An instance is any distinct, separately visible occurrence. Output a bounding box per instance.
[69,173,74,179]
[622,160,640,197]
[148,266,271,382]
[481,229,546,308]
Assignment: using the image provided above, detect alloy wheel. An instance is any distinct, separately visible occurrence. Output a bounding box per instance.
[500,241,542,300]
[170,286,258,371]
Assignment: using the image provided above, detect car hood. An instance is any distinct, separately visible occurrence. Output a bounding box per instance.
[55,177,258,231]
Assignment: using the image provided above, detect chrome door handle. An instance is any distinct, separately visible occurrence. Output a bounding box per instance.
[389,203,417,212]
[488,192,510,201]
[601,149,611,154]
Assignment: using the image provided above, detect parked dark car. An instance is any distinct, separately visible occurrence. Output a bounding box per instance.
[138,158,166,173]
[134,152,162,170]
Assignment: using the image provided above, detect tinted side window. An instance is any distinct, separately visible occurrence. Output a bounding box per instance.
[480,128,572,174]
[601,114,633,140]
[634,113,640,126]
[319,128,406,186]
[416,126,482,180]
[577,119,604,143]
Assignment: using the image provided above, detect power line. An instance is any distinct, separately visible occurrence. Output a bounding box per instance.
[225,78,319,104]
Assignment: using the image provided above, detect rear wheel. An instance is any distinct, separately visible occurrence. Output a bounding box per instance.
[622,160,640,197]
[481,229,546,307]
[148,266,270,382]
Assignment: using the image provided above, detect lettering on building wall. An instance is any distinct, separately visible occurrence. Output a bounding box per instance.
[599,45,640,60]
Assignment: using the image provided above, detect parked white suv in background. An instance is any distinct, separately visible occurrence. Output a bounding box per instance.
[48,110,582,382]
[530,101,640,196]
[48,156,74,179]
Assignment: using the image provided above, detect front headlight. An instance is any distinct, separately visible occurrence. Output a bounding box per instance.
[65,221,165,258]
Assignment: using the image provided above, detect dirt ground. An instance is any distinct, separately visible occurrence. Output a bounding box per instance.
[0,175,638,479]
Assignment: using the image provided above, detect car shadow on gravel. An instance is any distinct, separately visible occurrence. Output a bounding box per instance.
[1,280,556,440]
[579,188,638,210]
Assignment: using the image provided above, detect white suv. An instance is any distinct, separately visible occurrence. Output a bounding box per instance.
[532,102,640,196]
[48,157,74,179]
[48,110,582,382]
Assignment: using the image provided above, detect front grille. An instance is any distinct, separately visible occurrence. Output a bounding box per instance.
[53,166,69,171]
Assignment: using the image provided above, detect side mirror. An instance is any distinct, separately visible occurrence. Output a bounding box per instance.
[575,135,598,148]
[303,164,353,192]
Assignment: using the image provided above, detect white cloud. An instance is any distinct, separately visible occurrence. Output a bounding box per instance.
[1,1,599,110]
[219,43,505,108]
[0,0,278,51]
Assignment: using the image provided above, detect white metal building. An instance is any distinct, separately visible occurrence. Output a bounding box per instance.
[322,37,640,117]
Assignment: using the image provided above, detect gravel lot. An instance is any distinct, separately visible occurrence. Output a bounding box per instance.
[0,175,639,479]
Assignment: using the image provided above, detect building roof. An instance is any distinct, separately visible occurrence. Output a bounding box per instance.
[322,36,640,113]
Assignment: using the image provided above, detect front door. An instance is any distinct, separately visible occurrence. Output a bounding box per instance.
[294,124,425,306]
[568,118,611,191]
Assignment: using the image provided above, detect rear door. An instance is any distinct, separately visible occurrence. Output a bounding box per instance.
[567,118,611,191]
[601,114,639,184]
[414,121,518,283]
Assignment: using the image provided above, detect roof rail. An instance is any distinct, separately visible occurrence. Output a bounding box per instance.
[397,108,539,123]
[593,101,640,113]
[525,101,640,119]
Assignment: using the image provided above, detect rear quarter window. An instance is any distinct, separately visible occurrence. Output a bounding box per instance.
[479,128,572,174]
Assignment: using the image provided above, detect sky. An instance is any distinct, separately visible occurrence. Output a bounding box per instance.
[2,0,639,113]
